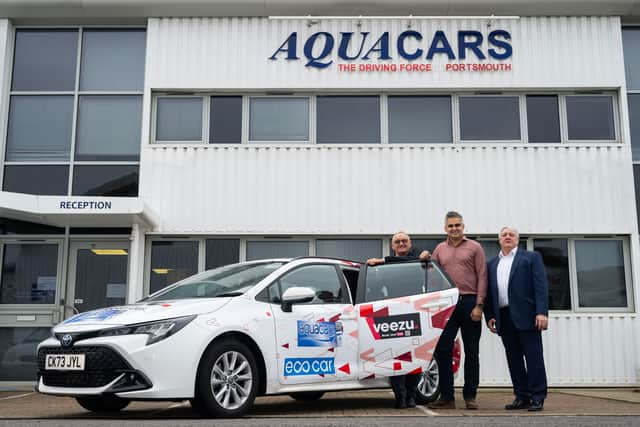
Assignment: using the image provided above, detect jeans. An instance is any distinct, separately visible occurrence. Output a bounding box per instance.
[434,294,481,401]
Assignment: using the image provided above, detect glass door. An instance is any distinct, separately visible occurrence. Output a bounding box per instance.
[65,242,129,318]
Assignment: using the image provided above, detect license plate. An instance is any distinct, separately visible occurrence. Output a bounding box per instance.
[45,354,85,370]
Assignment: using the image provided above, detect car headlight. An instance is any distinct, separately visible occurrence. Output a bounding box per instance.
[99,315,196,345]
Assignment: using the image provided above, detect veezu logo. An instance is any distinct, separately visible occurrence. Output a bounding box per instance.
[366,313,422,340]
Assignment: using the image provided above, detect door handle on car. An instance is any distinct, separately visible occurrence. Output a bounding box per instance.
[420,302,445,310]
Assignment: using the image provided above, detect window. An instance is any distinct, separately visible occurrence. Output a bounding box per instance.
[316,239,381,262]
[210,96,242,144]
[566,96,615,140]
[1,243,59,304]
[0,327,50,380]
[623,28,640,91]
[149,241,198,294]
[72,165,139,196]
[6,96,74,161]
[205,239,240,270]
[628,94,640,160]
[12,29,78,91]
[75,96,142,160]
[3,165,69,195]
[155,97,203,142]
[4,28,145,196]
[246,241,309,260]
[388,96,452,143]
[575,240,628,308]
[459,96,520,140]
[534,239,571,310]
[317,96,380,143]
[249,97,309,141]
[79,29,146,91]
[527,95,561,143]
[279,264,346,304]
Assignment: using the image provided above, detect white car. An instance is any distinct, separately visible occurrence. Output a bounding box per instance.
[37,257,460,418]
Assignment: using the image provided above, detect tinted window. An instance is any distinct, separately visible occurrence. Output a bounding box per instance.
[527,95,561,143]
[12,29,78,91]
[210,96,242,144]
[410,239,442,253]
[3,165,69,195]
[1,243,59,304]
[628,94,640,161]
[80,29,146,91]
[459,96,520,140]
[0,218,64,235]
[534,239,571,310]
[623,28,640,90]
[149,241,199,294]
[316,239,381,262]
[156,97,203,141]
[566,96,615,140]
[246,241,309,260]
[363,261,451,303]
[279,264,345,304]
[317,96,380,144]
[75,95,142,160]
[575,240,627,308]
[249,98,309,141]
[205,239,240,270]
[72,165,139,197]
[388,96,452,143]
[6,96,74,161]
[0,327,50,380]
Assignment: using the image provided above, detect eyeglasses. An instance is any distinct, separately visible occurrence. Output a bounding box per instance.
[447,223,463,228]
[392,239,409,244]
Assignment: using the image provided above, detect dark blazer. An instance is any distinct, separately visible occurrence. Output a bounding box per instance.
[485,249,549,333]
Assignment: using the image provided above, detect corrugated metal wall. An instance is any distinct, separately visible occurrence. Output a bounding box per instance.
[141,144,635,235]
[146,16,623,90]
[479,314,640,386]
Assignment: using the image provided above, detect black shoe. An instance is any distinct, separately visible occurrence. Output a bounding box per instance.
[395,398,407,409]
[405,397,416,408]
[505,398,530,410]
[528,400,544,411]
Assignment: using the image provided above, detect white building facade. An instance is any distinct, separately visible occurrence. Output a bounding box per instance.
[0,1,639,388]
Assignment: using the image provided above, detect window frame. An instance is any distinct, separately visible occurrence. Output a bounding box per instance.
[247,95,312,143]
[562,93,619,143]
[2,25,145,195]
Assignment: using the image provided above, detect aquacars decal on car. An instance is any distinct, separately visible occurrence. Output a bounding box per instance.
[297,320,339,347]
[63,307,130,324]
[366,313,421,340]
[284,357,335,376]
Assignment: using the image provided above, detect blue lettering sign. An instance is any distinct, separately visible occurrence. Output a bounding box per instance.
[284,357,335,376]
[488,30,512,60]
[297,320,337,347]
[303,32,334,68]
[457,30,485,60]
[59,201,112,210]
[397,30,423,60]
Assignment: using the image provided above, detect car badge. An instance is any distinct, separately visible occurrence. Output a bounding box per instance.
[61,334,73,347]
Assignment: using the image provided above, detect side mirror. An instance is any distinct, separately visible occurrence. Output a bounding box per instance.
[281,286,315,312]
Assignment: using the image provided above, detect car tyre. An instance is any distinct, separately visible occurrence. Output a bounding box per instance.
[415,358,440,404]
[195,338,259,418]
[289,391,325,401]
[76,395,130,413]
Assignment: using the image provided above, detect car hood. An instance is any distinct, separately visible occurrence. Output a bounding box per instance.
[54,298,232,332]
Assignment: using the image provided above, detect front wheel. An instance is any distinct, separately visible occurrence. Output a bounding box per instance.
[195,338,259,418]
[76,395,130,413]
[415,358,440,404]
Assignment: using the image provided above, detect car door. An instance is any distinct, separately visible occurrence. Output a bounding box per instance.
[270,263,358,385]
[355,260,458,380]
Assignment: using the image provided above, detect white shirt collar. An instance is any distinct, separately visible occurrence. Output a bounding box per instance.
[498,246,518,259]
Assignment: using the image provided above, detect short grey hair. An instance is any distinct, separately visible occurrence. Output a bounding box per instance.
[499,226,520,239]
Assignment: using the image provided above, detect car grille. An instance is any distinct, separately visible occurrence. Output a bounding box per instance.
[38,346,132,388]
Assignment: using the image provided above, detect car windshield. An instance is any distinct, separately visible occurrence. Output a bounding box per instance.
[146,261,285,301]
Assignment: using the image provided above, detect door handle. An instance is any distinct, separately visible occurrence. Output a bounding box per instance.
[420,302,444,310]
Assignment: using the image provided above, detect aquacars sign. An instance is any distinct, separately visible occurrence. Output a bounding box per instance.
[269,30,512,69]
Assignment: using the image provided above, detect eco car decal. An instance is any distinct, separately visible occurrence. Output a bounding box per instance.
[366,313,422,340]
[283,357,335,376]
[297,320,338,347]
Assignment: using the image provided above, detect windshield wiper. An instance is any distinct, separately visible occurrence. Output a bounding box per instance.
[215,292,244,297]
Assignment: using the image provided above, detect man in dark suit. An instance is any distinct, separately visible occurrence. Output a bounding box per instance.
[485,226,549,412]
